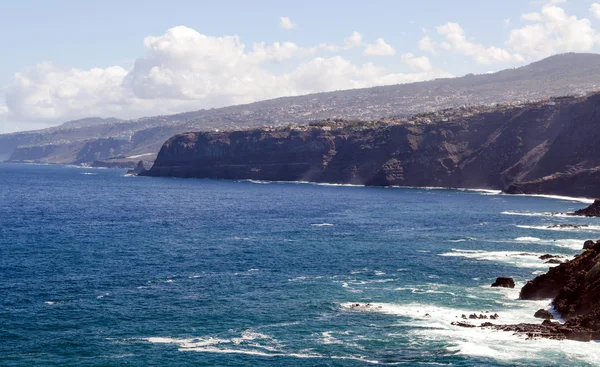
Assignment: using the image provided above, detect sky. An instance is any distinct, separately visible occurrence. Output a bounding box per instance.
[2,0,600,133]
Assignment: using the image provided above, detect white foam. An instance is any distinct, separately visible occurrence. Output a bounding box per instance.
[144,333,382,364]
[513,237,585,250]
[517,224,600,232]
[501,211,571,217]
[439,249,555,268]
[510,194,595,204]
[311,223,334,227]
[44,301,54,305]
[514,236,542,242]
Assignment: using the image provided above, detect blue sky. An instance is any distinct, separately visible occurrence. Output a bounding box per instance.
[1,0,599,132]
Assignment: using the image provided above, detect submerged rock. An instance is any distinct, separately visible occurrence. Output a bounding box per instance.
[491,277,515,288]
[539,254,564,260]
[546,224,589,229]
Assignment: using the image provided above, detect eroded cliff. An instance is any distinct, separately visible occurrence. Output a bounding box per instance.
[143,93,600,196]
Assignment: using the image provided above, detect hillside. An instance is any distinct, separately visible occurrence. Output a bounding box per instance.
[3,53,600,167]
[142,91,600,198]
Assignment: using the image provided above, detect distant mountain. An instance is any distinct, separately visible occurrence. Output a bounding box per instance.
[2,52,600,166]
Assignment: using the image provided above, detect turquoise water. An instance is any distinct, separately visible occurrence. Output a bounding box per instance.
[2,163,600,366]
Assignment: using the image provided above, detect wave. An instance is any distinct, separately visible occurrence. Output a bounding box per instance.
[514,236,542,242]
[144,332,383,364]
[508,194,595,204]
[516,224,600,232]
[501,211,572,218]
[447,237,477,243]
[439,249,560,268]
[311,223,334,227]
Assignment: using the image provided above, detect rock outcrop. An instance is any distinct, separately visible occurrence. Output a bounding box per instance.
[491,277,515,288]
[571,200,600,217]
[126,161,147,175]
[142,92,600,198]
[510,240,600,341]
[534,309,554,320]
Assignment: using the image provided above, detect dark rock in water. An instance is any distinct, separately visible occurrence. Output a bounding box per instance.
[126,161,147,176]
[488,322,594,341]
[545,259,563,264]
[451,321,476,328]
[547,224,589,229]
[491,277,515,288]
[571,200,600,217]
[584,240,596,249]
[534,309,554,320]
[539,254,563,260]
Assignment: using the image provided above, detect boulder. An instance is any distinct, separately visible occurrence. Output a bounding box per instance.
[534,309,554,320]
[583,240,595,250]
[491,277,515,288]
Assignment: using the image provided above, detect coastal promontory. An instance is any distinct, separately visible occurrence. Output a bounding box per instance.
[142,92,600,198]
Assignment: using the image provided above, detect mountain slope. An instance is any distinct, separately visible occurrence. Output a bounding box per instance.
[3,53,600,166]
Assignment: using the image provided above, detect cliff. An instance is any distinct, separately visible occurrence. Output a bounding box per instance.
[143,92,600,197]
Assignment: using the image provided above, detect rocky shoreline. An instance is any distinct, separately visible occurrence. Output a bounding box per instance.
[453,239,600,342]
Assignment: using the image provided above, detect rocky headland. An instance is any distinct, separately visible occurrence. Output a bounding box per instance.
[454,240,600,342]
[142,91,600,198]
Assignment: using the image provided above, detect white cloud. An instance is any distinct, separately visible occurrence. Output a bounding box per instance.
[318,31,364,52]
[2,26,451,128]
[591,3,600,20]
[279,17,297,30]
[363,38,396,56]
[436,22,524,64]
[400,53,433,72]
[508,4,597,59]
[418,36,438,54]
[521,12,542,22]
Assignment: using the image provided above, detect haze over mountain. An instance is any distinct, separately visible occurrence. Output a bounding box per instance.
[1,53,599,166]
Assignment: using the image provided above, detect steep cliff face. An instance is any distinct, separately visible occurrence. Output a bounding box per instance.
[143,93,600,196]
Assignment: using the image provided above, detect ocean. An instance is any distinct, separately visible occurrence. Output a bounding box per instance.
[2,162,600,366]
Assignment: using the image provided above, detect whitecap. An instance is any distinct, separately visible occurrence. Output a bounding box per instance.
[516,224,600,232]
[439,249,558,268]
[311,223,334,227]
[501,211,572,217]
[514,236,542,242]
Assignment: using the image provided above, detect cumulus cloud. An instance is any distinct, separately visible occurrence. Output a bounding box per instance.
[279,17,297,30]
[363,38,396,56]
[2,26,451,128]
[400,53,433,72]
[507,4,597,59]
[436,22,524,64]
[418,36,438,54]
[591,3,600,20]
[521,12,542,22]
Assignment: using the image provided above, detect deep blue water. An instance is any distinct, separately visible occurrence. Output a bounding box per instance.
[2,163,600,366]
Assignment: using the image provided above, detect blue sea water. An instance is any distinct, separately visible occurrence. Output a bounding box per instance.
[2,163,600,366]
